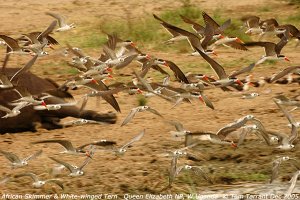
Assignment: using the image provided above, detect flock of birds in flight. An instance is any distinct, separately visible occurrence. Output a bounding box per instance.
[0,10,299,195]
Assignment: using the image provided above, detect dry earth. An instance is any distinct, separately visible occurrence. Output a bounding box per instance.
[0,0,300,198]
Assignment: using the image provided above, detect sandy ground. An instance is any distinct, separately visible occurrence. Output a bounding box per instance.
[0,0,300,197]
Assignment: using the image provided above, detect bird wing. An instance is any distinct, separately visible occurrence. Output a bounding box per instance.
[0,73,12,85]
[165,60,189,84]
[244,42,276,56]
[200,91,215,110]
[251,118,271,146]
[275,36,288,55]
[200,23,214,49]
[0,35,21,51]
[49,157,75,173]
[45,12,66,27]
[12,102,30,112]
[31,139,76,152]
[133,70,154,92]
[38,20,57,42]
[289,124,298,144]
[273,98,296,125]
[156,17,202,50]
[121,107,140,127]
[0,150,21,163]
[247,16,260,28]
[21,32,39,44]
[12,86,32,98]
[0,105,12,113]
[79,148,95,170]
[153,14,181,37]
[168,120,184,132]
[225,41,248,51]
[139,58,156,78]
[180,15,205,34]
[78,140,116,150]
[191,166,213,184]
[146,106,163,117]
[286,171,300,195]
[83,80,121,113]
[202,12,220,33]
[45,179,64,190]
[270,158,282,183]
[195,47,227,79]
[0,175,11,185]
[174,165,185,178]
[218,19,232,33]
[14,172,39,182]
[115,54,137,69]
[270,66,300,83]
[169,156,179,186]
[102,45,117,60]
[10,55,38,82]
[23,150,43,162]
[289,159,300,170]
[229,63,255,78]
[120,129,145,150]
[216,116,249,141]
[236,127,251,147]
[79,95,88,113]
[66,43,85,58]
[101,31,121,51]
